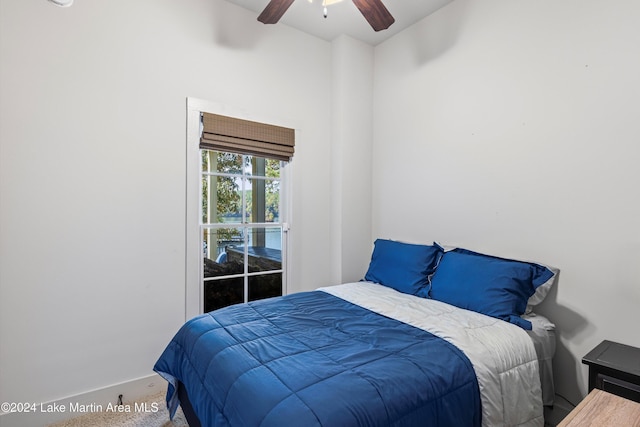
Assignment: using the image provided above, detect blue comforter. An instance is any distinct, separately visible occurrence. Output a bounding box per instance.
[154,291,481,427]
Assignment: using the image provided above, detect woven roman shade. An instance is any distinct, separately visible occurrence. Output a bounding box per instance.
[200,113,295,161]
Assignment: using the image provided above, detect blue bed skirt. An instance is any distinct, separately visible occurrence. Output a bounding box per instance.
[154,291,481,426]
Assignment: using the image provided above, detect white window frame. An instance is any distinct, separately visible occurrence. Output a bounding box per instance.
[185,98,295,320]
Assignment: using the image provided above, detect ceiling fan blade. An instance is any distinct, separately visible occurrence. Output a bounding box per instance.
[258,0,295,24]
[351,0,394,31]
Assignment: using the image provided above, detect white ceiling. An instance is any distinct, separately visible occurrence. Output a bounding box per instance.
[226,0,454,46]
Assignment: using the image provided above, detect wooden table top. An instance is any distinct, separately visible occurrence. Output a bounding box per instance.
[558,389,640,427]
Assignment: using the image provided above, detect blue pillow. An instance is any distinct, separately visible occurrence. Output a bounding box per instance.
[364,239,442,296]
[429,249,554,330]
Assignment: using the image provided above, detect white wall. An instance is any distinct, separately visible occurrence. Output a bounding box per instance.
[0,0,334,416]
[373,0,640,405]
[330,35,374,284]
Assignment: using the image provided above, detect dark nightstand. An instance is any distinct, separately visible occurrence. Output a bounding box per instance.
[582,340,640,403]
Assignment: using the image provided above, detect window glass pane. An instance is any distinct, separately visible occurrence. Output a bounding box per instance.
[266,158,281,179]
[244,155,255,176]
[216,176,243,222]
[202,175,210,224]
[201,151,207,172]
[202,177,243,224]
[202,150,243,174]
[203,227,245,271]
[246,178,280,223]
[265,179,280,223]
[244,156,281,179]
[247,227,282,273]
[249,273,282,302]
[205,277,244,312]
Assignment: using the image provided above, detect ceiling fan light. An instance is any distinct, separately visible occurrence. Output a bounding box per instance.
[48,0,74,7]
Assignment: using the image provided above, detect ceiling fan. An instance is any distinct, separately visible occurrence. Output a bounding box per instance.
[257,0,395,32]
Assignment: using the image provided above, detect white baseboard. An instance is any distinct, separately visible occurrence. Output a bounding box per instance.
[0,373,166,427]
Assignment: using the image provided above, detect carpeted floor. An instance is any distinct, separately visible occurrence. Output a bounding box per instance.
[47,392,188,427]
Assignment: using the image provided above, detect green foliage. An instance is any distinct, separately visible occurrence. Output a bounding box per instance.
[202,151,281,243]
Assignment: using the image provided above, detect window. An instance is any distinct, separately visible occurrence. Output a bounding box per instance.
[185,100,295,317]
[201,150,285,311]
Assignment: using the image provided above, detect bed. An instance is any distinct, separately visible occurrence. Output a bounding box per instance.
[154,240,558,427]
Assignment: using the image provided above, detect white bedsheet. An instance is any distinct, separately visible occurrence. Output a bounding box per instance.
[319,282,544,427]
[524,313,556,406]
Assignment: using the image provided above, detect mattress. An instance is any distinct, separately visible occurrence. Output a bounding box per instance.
[327,284,557,407]
[320,282,546,426]
[155,288,482,426]
[155,281,550,426]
